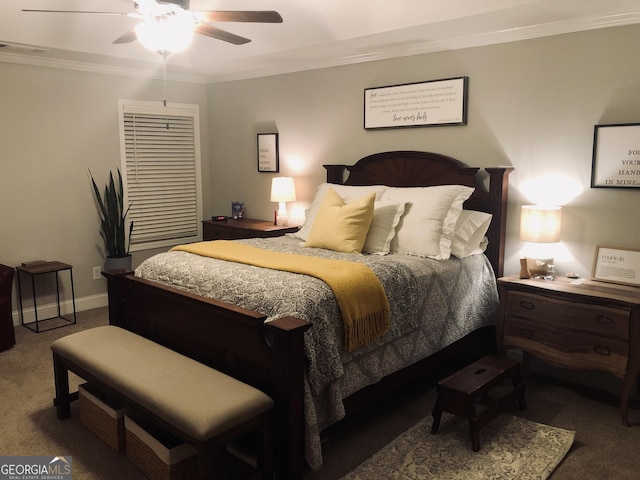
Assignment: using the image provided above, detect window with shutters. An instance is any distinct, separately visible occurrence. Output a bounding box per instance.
[118,100,202,251]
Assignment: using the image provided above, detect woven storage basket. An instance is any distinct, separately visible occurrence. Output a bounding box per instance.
[125,415,198,480]
[78,383,126,452]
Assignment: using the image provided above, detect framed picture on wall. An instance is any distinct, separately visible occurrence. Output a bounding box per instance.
[257,133,279,172]
[364,76,468,130]
[592,245,640,287]
[591,123,640,188]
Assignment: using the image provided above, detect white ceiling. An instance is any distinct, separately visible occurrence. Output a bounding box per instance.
[2,0,640,83]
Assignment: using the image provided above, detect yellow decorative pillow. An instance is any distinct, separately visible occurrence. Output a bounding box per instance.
[305,187,376,253]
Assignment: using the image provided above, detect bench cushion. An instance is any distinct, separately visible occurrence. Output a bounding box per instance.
[51,326,274,441]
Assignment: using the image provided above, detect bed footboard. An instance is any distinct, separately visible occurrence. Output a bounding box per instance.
[104,271,311,480]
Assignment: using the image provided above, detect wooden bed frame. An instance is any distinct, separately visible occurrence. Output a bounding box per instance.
[105,151,512,480]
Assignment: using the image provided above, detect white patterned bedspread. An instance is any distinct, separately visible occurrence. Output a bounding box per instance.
[135,235,499,469]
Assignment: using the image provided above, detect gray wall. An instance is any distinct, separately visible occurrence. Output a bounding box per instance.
[207,24,640,279]
[1,23,639,321]
[0,62,209,315]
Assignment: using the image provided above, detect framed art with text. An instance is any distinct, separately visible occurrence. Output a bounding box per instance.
[257,133,279,172]
[592,245,640,287]
[591,123,640,188]
[364,76,468,130]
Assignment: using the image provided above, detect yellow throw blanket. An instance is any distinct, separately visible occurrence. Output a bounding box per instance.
[171,240,390,352]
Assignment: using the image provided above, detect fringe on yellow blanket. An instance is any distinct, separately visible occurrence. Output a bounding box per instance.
[171,240,390,351]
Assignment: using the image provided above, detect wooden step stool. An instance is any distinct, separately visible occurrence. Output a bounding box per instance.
[431,355,527,451]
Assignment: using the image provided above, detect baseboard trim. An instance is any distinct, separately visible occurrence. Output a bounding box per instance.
[11,293,108,325]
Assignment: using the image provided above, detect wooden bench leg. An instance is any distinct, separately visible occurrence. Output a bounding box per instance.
[52,352,71,419]
[256,412,275,480]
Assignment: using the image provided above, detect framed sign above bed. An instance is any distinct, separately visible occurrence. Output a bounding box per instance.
[364,76,468,130]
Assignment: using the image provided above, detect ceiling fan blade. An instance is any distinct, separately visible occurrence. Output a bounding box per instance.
[22,9,133,17]
[197,11,283,24]
[113,29,138,45]
[194,24,251,45]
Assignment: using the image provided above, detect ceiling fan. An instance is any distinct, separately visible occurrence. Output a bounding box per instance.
[22,0,283,47]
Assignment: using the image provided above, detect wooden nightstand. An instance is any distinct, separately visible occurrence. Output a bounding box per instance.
[202,218,299,241]
[496,275,640,426]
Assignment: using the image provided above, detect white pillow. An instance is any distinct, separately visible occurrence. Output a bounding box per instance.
[292,183,387,241]
[362,201,406,255]
[383,185,474,259]
[450,210,492,258]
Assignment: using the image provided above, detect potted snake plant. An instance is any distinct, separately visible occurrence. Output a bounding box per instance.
[89,168,134,271]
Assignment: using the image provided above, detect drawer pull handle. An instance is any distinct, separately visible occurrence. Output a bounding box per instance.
[519,301,535,310]
[596,315,614,325]
[518,328,534,338]
[593,346,611,356]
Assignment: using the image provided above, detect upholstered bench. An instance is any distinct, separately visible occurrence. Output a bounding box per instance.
[51,325,275,480]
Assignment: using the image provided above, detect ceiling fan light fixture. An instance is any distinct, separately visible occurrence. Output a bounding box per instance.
[135,10,194,54]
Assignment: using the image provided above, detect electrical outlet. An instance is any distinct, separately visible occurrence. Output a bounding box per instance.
[92,266,102,280]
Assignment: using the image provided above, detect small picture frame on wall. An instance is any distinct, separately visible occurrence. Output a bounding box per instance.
[257,133,279,172]
[592,245,640,287]
[591,123,640,188]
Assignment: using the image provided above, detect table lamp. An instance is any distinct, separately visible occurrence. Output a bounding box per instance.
[520,205,562,279]
[270,177,296,226]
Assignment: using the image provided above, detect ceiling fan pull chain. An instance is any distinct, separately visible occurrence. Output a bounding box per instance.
[161,51,169,129]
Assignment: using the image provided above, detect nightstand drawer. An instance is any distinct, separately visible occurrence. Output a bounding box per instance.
[202,219,299,240]
[504,316,629,376]
[202,223,231,240]
[505,291,630,339]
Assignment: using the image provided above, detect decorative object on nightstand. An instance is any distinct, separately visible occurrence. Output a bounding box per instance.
[202,218,299,241]
[520,205,562,279]
[231,201,245,220]
[592,245,640,287]
[270,177,296,226]
[496,275,640,426]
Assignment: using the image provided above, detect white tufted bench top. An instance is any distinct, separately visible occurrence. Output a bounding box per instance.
[51,325,274,442]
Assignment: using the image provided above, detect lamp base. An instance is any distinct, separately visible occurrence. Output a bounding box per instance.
[276,206,289,226]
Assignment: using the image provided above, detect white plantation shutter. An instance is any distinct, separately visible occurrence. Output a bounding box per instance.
[119,100,202,250]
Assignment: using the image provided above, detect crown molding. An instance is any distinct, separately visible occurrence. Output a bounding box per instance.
[206,11,640,83]
[0,50,207,84]
[2,11,640,85]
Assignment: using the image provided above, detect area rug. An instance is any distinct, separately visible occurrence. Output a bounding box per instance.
[341,414,574,480]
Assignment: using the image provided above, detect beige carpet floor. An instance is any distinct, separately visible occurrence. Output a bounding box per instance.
[2,307,640,479]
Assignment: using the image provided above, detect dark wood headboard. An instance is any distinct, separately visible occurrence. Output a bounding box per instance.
[323,150,513,276]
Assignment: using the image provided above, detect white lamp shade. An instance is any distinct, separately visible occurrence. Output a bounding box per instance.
[520,205,562,243]
[270,177,297,202]
[135,13,194,54]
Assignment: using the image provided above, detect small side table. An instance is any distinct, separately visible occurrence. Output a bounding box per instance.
[16,261,77,333]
